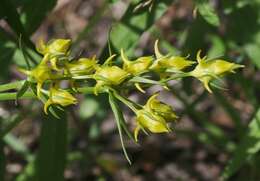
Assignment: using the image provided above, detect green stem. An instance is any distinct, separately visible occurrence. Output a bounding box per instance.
[0,87,99,101]
[0,80,24,92]
[0,91,34,101]
[162,72,191,83]
[111,89,140,113]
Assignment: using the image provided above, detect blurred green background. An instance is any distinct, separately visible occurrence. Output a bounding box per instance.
[0,0,260,180]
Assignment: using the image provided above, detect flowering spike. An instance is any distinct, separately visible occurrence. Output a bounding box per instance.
[15,38,244,148]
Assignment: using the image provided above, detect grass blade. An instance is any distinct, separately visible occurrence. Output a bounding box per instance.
[108,91,132,164]
[35,108,67,181]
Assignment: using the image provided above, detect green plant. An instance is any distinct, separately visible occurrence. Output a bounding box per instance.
[0,36,243,163]
[0,0,259,180]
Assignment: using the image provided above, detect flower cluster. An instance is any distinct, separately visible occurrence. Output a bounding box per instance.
[19,38,244,140]
[134,93,178,141]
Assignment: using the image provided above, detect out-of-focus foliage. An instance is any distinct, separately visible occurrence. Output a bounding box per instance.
[0,0,259,180]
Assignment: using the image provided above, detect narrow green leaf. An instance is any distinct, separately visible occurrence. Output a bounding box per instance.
[222,108,260,180]
[107,91,135,141]
[108,91,132,164]
[16,80,30,101]
[19,35,31,69]
[35,108,67,181]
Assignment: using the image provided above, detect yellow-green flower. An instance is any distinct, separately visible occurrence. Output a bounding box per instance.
[121,49,152,75]
[145,93,178,121]
[44,86,77,114]
[65,57,97,77]
[94,65,130,85]
[134,93,177,141]
[19,55,60,97]
[190,50,244,92]
[134,109,169,141]
[36,38,71,56]
[93,57,130,94]
[150,40,195,72]
[35,39,72,71]
[94,55,130,86]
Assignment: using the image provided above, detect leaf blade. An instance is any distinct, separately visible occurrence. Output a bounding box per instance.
[108,91,132,164]
[35,108,67,181]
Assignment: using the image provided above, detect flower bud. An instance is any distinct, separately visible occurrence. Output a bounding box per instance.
[37,38,71,56]
[150,40,195,72]
[94,66,130,85]
[65,57,97,77]
[121,49,152,75]
[134,93,177,141]
[134,109,169,141]
[19,57,59,97]
[44,87,77,114]
[145,94,178,121]
[190,50,244,92]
